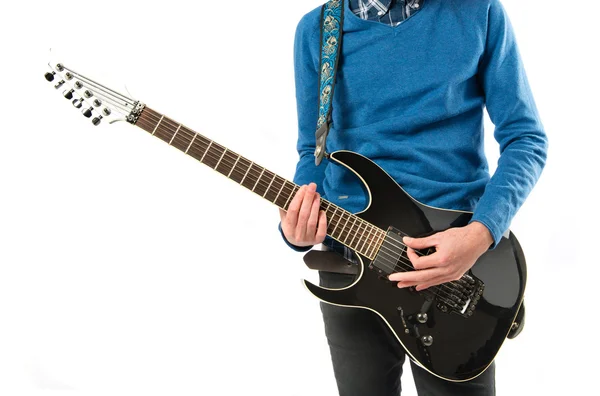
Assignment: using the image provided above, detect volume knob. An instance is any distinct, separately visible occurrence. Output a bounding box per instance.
[421,335,433,347]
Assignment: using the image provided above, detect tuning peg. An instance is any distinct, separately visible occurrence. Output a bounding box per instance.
[103,108,111,116]
[63,89,74,100]
[55,63,65,72]
[92,115,103,126]
[65,72,73,80]
[82,107,93,118]
[72,98,83,108]
[84,90,93,98]
[45,71,56,82]
[54,80,65,89]
[74,81,83,89]
[93,99,102,107]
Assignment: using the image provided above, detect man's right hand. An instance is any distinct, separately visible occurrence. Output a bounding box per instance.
[279,182,328,247]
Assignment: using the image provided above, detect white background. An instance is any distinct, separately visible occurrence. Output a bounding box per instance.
[1,0,599,395]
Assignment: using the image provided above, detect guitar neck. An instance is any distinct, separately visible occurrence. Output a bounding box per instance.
[135,106,385,259]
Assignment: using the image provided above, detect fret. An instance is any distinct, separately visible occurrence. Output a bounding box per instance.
[231,157,251,184]
[242,164,260,190]
[369,230,383,259]
[283,182,296,210]
[335,208,344,230]
[171,127,193,152]
[215,148,228,171]
[330,206,340,235]
[154,118,176,143]
[252,168,265,192]
[217,151,237,177]
[200,141,213,163]
[335,209,346,238]
[353,219,364,249]
[359,223,371,255]
[227,155,241,178]
[343,217,357,244]
[254,169,271,197]
[263,172,276,198]
[365,228,376,258]
[264,176,283,203]
[348,218,362,248]
[363,241,371,259]
[240,161,254,186]
[273,178,286,206]
[204,143,224,169]
[154,122,170,142]
[168,125,181,145]
[152,115,164,135]
[338,212,351,242]
[373,231,386,257]
[184,134,197,154]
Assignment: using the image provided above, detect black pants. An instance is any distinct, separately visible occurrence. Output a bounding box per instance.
[318,271,496,396]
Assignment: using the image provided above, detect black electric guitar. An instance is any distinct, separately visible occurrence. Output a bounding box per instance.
[45,63,526,382]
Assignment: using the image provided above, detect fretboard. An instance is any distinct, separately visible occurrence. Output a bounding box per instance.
[135,107,385,259]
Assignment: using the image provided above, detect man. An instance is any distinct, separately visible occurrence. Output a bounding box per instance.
[279,0,548,394]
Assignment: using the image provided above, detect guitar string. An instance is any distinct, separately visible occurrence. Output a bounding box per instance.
[64,66,136,106]
[137,111,452,269]
[58,69,469,303]
[131,116,386,254]
[62,77,135,117]
[52,71,441,285]
[137,117,465,307]
[136,110,379,239]
[72,73,472,303]
[136,113,467,302]
[136,111,467,291]
[135,111,393,255]
[125,117,464,304]
[65,81,133,118]
[135,110,467,285]
[60,68,464,276]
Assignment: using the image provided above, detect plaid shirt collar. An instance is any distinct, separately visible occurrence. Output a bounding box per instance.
[349,0,423,26]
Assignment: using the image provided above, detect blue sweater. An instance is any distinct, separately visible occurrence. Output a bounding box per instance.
[282,0,547,250]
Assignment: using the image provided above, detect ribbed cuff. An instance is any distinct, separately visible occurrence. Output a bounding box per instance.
[468,217,501,249]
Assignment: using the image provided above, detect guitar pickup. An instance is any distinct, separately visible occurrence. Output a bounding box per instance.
[370,227,409,275]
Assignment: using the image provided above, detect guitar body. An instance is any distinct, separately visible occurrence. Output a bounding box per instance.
[303,150,526,382]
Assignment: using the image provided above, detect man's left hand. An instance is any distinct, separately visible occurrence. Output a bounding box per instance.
[388,222,493,291]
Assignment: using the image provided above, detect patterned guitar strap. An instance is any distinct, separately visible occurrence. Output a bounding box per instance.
[314,0,344,166]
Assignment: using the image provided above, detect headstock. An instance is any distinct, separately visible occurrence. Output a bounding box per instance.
[44,62,144,127]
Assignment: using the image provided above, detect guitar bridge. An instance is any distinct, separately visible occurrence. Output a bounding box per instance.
[436,274,485,317]
[369,226,485,317]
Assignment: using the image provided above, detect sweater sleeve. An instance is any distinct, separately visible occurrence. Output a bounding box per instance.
[470,0,548,247]
[279,9,330,251]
